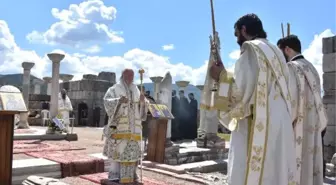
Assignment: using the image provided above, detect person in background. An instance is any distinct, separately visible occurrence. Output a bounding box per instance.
[187,93,198,139]
[277,35,327,185]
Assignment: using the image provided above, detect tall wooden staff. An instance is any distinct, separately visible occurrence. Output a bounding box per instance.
[138,68,145,183]
[281,22,291,38]
[210,0,223,91]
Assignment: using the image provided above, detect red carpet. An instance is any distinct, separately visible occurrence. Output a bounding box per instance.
[14,129,37,134]
[13,140,85,154]
[80,172,177,185]
[26,151,104,177]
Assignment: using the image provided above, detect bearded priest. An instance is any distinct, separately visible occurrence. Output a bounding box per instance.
[210,14,297,185]
[102,69,148,184]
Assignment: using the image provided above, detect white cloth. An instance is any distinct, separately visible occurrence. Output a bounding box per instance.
[216,39,297,185]
[198,33,221,136]
[288,58,327,185]
[103,81,148,180]
[157,72,173,139]
[58,93,73,130]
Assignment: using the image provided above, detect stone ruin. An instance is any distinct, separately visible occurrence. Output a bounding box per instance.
[27,72,116,127]
[62,72,115,127]
[322,35,336,176]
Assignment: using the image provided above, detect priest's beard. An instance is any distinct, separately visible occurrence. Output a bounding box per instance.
[61,93,66,100]
[237,34,247,47]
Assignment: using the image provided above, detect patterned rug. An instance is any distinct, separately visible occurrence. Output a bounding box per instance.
[13,140,85,154]
[26,151,104,178]
[80,172,176,185]
[14,129,37,134]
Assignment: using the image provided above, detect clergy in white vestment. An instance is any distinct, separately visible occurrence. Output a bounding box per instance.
[209,13,297,185]
[277,35,327,185]
[102,69,148,184]
[58,89,73,132]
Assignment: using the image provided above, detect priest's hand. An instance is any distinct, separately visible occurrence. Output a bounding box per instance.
[119,96,128,104]
[210,62,225,81]
[140,94,145,102]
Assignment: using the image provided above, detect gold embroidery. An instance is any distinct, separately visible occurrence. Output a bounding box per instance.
[256,121,264,132]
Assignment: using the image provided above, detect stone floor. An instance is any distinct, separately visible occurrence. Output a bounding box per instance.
[13,126,336,185]
[13,127,209,185]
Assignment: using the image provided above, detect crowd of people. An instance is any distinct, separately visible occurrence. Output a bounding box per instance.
[171,90,198,141]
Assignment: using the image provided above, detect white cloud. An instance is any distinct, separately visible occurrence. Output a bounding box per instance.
[0,20,47,78]
[26,0,124,48]
[162,44,175,51]
[0,19,206,85]
[303,29,335,84]
[229,49,240,60]
[83,45,101,53]
[0,13,333,89]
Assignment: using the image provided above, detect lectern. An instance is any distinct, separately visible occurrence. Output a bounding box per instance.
[0,85,27,185]
[146,104,174,163]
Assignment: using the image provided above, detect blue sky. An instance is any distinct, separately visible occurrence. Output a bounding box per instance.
[0,0,335,85]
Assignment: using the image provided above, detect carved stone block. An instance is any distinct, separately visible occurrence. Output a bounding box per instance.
[323,53,336,73]
[323,72,336,91]
[325,104,336,126]
[323,36,336,54]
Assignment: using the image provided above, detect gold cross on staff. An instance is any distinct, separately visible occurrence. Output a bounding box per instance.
[138,68,145,93]
[281,22,291,38]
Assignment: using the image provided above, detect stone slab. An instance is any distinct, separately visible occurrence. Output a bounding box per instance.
[324,146,336,163]
[323,91,336,104]
[324,125,336,146]
[164,141,228,165]
[323,53,336,73]
[14,127,67,140]
[15,172,62,185]
[22,175,67,185]
[141,167,209,185]
[325,104,336,125]
[323,72,336,91]
[141,159,228,174]
[65,133,78,141]
[323,36,336,54]
[13,158,61,176]
[12,158,61,185]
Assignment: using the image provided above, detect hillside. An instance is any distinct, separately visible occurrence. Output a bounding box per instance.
[0,74,43,86]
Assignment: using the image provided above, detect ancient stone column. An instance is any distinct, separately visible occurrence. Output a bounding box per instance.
[33,79,44,94]
[150,76,163,101]
[322,35,336,162]
[60,74,74,91]
[175,81,190,91]
[48,53,65,117]
[43,77,52,95]
[22,62,35,107]
[18,62,35,128]
[60,74,74,83]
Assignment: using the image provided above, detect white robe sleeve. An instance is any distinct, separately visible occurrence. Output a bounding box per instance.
[67,97,73,112]
[216,44,258,130]
[288,63,299,124]
[103,85,120,127]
